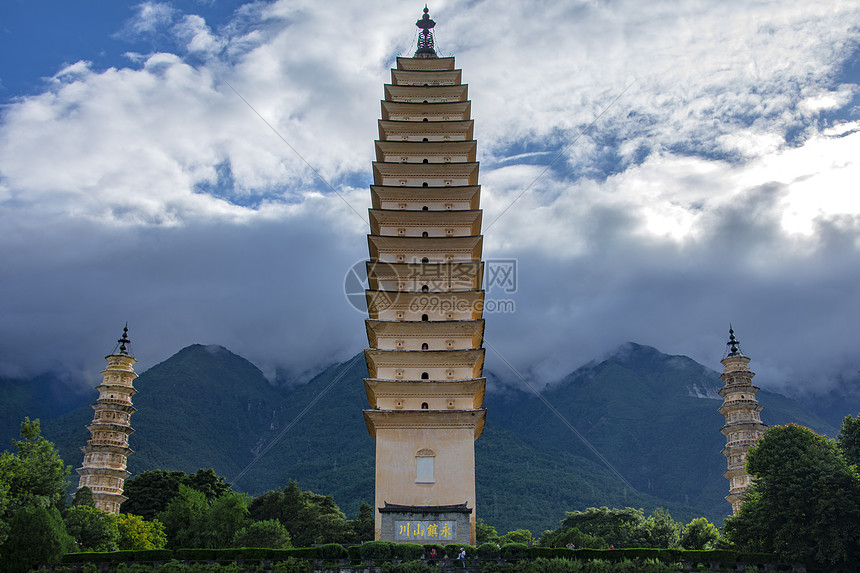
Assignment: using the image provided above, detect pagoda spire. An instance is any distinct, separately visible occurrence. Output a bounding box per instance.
[726,324,741,357]
[414,6,438,59]
[117,323,131,356]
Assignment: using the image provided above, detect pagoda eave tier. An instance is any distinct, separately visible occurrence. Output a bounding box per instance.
[371,185,481,210]
[80,443,133,456]
[365,348,485,378]
[368,235,483,263]
[369,209,482,233]
[372,161,479,186]
[381,101,471,122]
[76,466,131,479]
[365,318,485,348]
[363,409,486,439]
[366,290,485,320]
[391,69,462,86]
[718,402,764,415]
[364,378,486,409]
[92,403,137,414]
[95,384,138,396]
[378,120,473,141]
[375,141,477,163]
[720,423,765,436]
[396,56,455,70]
[718,385,760,397]
[366,261,483,290]
[384,84,468,103]
[86,423,134,434]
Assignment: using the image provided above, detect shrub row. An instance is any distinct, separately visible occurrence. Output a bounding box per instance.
[60,545,779,565]
[523,547,779,564]
[61,550,173,563]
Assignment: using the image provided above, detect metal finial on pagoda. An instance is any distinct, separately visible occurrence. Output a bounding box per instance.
[414,6,438,58]
[117,324,131,355]
[726,325,741,357]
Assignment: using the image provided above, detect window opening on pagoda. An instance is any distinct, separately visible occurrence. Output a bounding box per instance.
[422,314,429,321]
[421,402,429,409]
[423,182,429,187]
[416,449,435,483]
[422,343,429,350]
[422,231,429,237]
[422,285,429,292]
[423,158,429,163]
[423,118,428,122]
[423,137,429,142]
[422,206,429,211]
[422,257,429,263]
[421,372,429,379]
[423,100,428,103]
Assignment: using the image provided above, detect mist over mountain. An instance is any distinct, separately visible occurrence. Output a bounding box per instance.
[3,341,850,534]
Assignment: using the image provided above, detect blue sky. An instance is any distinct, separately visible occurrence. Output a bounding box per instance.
[1,1,859,401]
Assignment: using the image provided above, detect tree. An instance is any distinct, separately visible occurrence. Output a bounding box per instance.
[0,505,74,573]
[248,481,349,547]
[122,469,188,520]
[347,502,375,544]
[679,517,719,550]
[476,518,501,544]
[838,413,860,467]
[185,468,233,502]
[501,529,534,545]
[553,506,679,549]
[641,507,680,548]
[724,423,860,572]
[539,526,608,549]
[115,513,167,550]
[122,468,233,520]
[233,519,292,548]
[203,491,249,548]
[71,486,95,507]
[63,505,119,552]
[157,484,209,549]
[156,485,249,549]
[0,418,71,513]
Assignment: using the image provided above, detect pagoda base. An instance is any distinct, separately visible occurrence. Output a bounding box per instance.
[379,502,472,545]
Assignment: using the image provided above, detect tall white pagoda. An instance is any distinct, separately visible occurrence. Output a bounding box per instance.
[718,327,767,515]
[76,326,138,514]
[362,8,486,545]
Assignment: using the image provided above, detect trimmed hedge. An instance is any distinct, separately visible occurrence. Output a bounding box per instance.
[57,545,782,569]
[61,550,172,563]
[423,544,445,559]
[501,543,529,559]
[477,542,501,559]
[524,547,782,564]
[445,543,477,558]
[359,540,395,559]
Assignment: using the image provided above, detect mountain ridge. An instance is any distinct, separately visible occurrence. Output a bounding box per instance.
[2,341,846,535]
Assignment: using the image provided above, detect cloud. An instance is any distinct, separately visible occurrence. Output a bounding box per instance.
[0,0,859,400]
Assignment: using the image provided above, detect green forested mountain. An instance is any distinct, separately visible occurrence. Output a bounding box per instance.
[485,342,837,526]
[8,342,841,536]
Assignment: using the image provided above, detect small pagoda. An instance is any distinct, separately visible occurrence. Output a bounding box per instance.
[718,327,767,515]
[76,326,138,514]
[362,7,486,544]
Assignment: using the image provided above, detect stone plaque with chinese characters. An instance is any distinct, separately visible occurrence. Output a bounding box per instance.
[394,520,456,541]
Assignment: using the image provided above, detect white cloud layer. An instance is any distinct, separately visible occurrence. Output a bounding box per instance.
[1,0,859,398]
